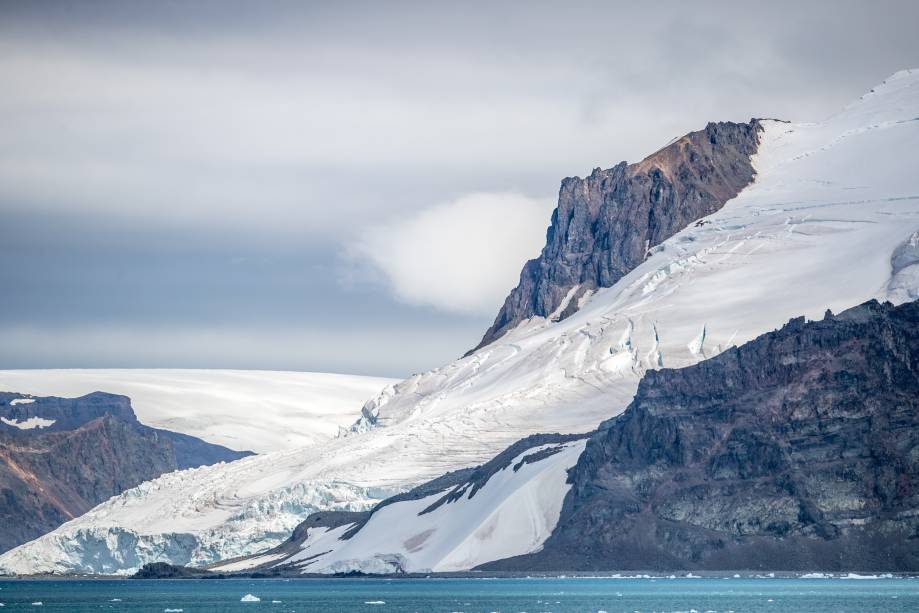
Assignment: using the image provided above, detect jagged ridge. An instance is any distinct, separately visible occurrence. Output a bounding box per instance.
[473,119,762,352]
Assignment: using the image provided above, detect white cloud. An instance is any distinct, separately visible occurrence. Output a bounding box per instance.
[351,192,554,315]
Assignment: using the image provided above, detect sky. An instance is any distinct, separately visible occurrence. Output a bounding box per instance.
[1,0,918,378]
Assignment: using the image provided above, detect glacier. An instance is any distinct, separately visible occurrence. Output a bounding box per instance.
[0,369,397,454]
[1,70,918,575]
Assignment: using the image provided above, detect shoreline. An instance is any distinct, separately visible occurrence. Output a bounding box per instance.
[3,570,918,581]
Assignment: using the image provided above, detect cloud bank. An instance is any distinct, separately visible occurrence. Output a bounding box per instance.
[1,0,918,375]
[352,193,554,315]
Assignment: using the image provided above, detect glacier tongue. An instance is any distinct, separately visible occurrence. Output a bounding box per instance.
[2,70,919,575]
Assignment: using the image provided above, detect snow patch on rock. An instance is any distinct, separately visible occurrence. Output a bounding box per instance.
[0,416,55,430]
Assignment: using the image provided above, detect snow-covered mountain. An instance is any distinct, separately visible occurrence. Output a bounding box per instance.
[2,70,917,576]
[252,297,919,575]
[0,369,396,454]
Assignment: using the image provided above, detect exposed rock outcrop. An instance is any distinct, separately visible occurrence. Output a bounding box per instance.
[0,391,251,553]
[133,562,212,579]
[473,119,762,352]
[485,299,919,571]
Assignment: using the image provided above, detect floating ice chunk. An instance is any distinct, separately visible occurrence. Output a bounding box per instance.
[31,604,42,607]
[164,609,183,612]
[364,601,386,605]
[240,594,260,602]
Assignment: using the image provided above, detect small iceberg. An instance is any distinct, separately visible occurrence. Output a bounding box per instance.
[842,573,881,580]
[164,609,183,612]
[364,601,386,605]
[241,594,261,602]
[31,603,42,607]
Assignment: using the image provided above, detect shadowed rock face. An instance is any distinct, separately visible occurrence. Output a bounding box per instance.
[484,299,919,571]
[473,120,762,352]
[0,391,251,553]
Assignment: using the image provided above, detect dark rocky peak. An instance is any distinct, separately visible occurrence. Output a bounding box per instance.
[0,390,251,467]
[0,391,138,433]
[472,119,762,353]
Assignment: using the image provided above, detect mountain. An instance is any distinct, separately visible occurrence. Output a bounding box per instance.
[0,370,398,454]
[1,69,917,575]
[486,298,919,571]
[219,299,919,574]
[473,119,762,352]
[0,391,250,553]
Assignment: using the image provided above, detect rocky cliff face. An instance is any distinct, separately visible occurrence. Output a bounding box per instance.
[485,299,919,571]
[473,120,762,352]
[0,391,251,553]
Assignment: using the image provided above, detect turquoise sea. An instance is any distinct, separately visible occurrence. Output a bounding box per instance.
[0,577,917,612]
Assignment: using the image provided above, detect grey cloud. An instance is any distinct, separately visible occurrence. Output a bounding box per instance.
[1,0,917,375]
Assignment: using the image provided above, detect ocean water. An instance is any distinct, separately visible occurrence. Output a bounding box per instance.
[0,577,917,612]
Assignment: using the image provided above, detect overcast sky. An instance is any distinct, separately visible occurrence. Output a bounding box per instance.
[1,0,918,377]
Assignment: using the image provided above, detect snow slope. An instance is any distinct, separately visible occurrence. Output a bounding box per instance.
[0,369,396,453]
[2,70,918,575]
[259,439,587,574]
